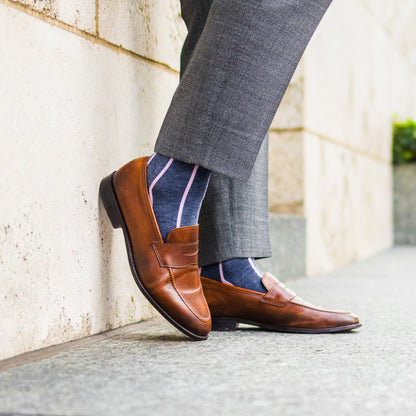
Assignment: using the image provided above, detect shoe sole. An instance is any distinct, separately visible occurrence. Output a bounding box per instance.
[212,317,362,333]
[99,172,208,341]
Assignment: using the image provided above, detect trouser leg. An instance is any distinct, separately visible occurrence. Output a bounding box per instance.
[155,0,332,181]
[199,136,270,266]
[158,0,332,265]
[177,0,272,266]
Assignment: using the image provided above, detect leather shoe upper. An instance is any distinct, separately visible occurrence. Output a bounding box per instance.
[201,272,359,331]
[113,157,211,338]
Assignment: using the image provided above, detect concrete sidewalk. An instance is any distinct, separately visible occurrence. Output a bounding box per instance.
[1,247,415,416]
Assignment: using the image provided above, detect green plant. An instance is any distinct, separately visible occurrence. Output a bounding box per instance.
[393,120,416,165]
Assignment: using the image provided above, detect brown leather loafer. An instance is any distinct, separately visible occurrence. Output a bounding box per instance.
[201,273,361,333]
[99,157,211,340]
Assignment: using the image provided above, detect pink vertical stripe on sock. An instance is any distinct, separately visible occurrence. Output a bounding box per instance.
[248,257,263,278]
[148,157,174,206]
[147,152,157,165]
[219,262,233,286]
[176,165,199,228]
[196,172,211,215]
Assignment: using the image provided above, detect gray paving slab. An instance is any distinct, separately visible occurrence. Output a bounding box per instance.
[1,247,416,416]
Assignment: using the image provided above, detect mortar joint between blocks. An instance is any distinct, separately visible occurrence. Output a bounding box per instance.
[0,0,179,75]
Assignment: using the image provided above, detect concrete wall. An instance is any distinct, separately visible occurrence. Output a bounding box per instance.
[394,164,416,245]
[270,0,416,276]
[2,0,416,360]
[0,0,185,360]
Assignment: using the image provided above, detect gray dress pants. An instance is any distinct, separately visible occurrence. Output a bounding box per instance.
[154,0,332,266]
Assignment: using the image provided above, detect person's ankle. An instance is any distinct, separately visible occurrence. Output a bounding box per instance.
[201,257,266,293]
[146,153,210,241]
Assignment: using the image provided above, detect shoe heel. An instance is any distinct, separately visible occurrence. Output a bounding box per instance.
[211,317,239,331]
[99,173,123,229]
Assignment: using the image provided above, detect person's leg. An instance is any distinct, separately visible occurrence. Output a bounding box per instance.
[161,0,358,332]
[198,137,270,293]
[146,153,210,242]
[199,136,270,265]
[144,0,214,245]
[155,0,332,293]
[155,0,333,181]
[101,0,360,337]
[149,0,271,293]
[174,1,270,292]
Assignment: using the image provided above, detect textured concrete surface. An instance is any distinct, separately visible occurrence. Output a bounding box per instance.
[363,0,416,70]
[1,2,182,359]
[304,131,393,276]
[268,132,304,216]
[1,247,415,416]
[99,0,186,71]
[394,165,416,245]
[15,0,97,33]
[304,0,416,158]
[258,214,305,280]
[268,0,416,276]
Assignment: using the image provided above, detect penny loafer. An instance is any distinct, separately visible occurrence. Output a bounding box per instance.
[99,157,211,340]
[201,273,361,333]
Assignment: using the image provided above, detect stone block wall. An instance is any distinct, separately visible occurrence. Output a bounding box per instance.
[0,0,185,360]
[394,164,416,245]
[269,0,416,276]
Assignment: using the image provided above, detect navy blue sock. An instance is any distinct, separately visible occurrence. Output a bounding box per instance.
[146,153,211,241]
[201,258,267,293]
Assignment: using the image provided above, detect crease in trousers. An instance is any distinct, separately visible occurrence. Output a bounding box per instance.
[154,0,333,266]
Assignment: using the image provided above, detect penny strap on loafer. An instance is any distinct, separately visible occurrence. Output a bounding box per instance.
[261,273,296,307]
[152,241,198,269]
[200,274,361,333]
[151,225,199,268]
[100,157,211,340]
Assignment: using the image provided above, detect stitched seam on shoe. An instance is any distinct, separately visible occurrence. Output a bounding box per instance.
[290,301,351,314]
[202,280,352,316]
[151,243,198,269]
[201,278,263,299]
[167,225,199,241]
[170,268,210,323]
[260,299,285,308]
[141,159,208,323]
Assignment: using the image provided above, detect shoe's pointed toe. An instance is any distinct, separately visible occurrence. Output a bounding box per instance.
[201,273,361,334]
